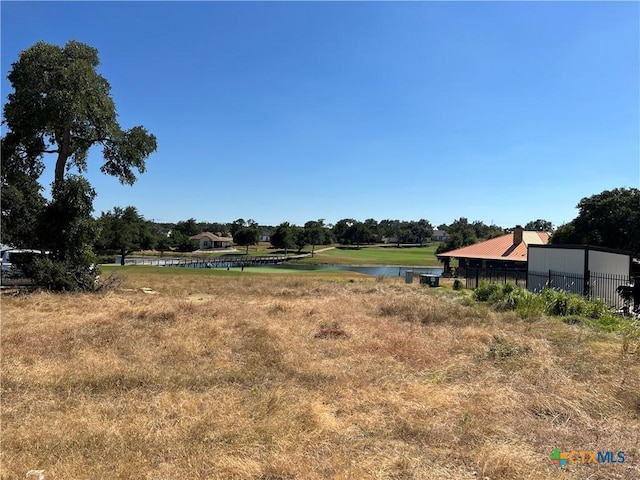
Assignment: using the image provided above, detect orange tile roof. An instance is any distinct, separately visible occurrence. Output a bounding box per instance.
[437,231,550,262]
[190,232,233,242]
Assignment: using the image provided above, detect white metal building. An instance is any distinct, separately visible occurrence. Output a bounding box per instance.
[527,245,633,305]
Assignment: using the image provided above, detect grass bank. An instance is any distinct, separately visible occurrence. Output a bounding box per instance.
[292,244,441,266]
[2,272,638,479]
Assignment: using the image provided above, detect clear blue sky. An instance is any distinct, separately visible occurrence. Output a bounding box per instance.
[2,1,639,229]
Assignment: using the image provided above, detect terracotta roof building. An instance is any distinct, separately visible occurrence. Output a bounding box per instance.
[190,232,234,250]
[437,226,551,274]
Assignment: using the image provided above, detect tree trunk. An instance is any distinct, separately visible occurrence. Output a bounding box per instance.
[120,248,126,266]
[54,129,72,184]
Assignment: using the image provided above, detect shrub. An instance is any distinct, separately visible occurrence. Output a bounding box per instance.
[29,254,99,292]
[452,279,463,290]
[474,282,500,302]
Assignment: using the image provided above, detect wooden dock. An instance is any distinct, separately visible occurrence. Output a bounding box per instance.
[123,255,290,268]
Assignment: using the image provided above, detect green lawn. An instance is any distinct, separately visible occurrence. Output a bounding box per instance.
[292,244,442,266]
[130,243,442,267]
[99,264,359,277]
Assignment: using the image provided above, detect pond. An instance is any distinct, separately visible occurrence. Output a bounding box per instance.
[114,256,443,277]
[259,264,444,277]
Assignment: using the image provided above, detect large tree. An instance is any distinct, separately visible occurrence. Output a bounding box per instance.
[3,40,157,187]
[551,188,640,255]
[2,40,157,289]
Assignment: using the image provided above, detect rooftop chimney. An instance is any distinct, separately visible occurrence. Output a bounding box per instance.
[513,225,523,245]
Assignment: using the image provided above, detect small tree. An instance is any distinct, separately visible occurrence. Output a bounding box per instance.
[35,176,99,291]
[233,220,260,254]
[97,206,149,265]
[304,219,326,256]
[270,222,296,254]
[293,226,306,253]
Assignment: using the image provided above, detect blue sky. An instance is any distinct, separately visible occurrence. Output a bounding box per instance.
[2,1,639,229]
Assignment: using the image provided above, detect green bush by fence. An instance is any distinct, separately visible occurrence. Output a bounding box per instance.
[473,282,628,332]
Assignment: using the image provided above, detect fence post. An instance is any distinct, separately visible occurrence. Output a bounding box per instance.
[584,270,591,298]
[548,269,552,288]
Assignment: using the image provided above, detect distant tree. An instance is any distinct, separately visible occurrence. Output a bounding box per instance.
[170,231,198,252]
[230,218,247,238]
[304,220,326,256]
[155,234,172,256]
[333,219,355,245]
[525,219,554,232]
[436,218,478,254]
[363,218,380,243]
[551,188,640,255]
[199,221,230,236]
[97,206,150,265]
[333,219,371,247]
[170,217,200,251]
[270,222,296,254]
[233,219,260,254]
[174,218,200,237]
[349,221,371,247]
[410,219,434,246]
[293,226,307,253]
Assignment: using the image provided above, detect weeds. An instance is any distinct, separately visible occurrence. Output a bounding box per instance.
[487,334,532,360]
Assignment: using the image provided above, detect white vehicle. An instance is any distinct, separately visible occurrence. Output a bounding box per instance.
[1,248,43,280]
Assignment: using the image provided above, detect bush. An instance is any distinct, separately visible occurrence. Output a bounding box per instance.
[474,282,500,302]
[472,282,625,332]
[29,249,99,292]
[452,279,463,291]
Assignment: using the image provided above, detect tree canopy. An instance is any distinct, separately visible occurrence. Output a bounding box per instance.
[3,40,156,187]
[551,188,640,255]
[231,219,260,254]
[96,206,152,265]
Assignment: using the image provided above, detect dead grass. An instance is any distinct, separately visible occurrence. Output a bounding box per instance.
[1,271,639,479]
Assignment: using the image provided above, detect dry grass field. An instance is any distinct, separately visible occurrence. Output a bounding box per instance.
[2,269,639,479]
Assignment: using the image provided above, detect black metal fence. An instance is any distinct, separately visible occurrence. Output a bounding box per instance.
[464,268,528,290]
[464,267,632,310]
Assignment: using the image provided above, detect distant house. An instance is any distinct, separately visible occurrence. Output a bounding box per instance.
[431,230,450,242]
[190,232,234,250]
[437,226,550,274]
[260,231,271,243]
